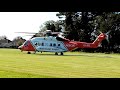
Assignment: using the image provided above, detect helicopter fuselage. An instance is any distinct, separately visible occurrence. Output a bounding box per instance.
[18,33,106,55]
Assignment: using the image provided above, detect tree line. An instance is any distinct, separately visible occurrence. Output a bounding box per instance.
[40,12,120,53]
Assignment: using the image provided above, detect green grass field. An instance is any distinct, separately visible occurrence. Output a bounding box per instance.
[0,48,120,78]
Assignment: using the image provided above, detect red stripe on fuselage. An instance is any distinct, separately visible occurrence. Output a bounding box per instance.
[63,41,78,51]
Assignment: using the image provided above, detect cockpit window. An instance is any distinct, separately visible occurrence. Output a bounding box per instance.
[34,41,39,46]
[35,42,38,46]
[24,41,29,46]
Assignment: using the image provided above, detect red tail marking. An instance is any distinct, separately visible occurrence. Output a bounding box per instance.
[92,33,106,48]
[76,33,106,48]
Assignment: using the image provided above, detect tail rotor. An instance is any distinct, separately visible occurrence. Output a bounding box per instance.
[97,30,111,43]
[91,30,111,44]
[105,30,111,44]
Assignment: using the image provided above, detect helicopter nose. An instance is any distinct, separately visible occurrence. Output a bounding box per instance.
[18,45,23,51]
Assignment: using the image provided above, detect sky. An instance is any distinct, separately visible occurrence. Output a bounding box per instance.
[0,12,61,41]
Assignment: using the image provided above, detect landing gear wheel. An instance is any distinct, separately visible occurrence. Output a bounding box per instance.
[27,52,31,54]
[60,52,64,55]
[55,52,58,55]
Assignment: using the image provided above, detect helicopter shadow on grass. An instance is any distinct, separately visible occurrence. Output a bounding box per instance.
[32,53,114,58]
[64,54,114,58]
[31,52,84,56]
[63,54,113,58]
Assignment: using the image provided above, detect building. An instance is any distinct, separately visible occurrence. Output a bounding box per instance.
[0,38,26,48]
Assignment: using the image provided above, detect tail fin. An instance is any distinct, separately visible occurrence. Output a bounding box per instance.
[92,33,106,48]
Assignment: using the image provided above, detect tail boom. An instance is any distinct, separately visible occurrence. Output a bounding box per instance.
[76,33,106,48]
[63,33,106,51]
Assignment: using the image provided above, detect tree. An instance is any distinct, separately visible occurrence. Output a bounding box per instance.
[56,12,79,40]
[0,35,7,40]
[43,20,56,32]
[58,12,120,53]
[93,12,120,53]
[12,36,26,47]
[39,20,64,33]
[56,12,98,42]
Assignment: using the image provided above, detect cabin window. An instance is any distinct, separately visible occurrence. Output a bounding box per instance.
[50,43,52,46]
[58,44,60,46]
[42,43,44,46]
[35,42,37,46]
[53,43,56,46]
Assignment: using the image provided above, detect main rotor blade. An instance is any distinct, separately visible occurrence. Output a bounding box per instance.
[106,30,111,35]
[105,34,109,43]
[98,30,102,34]
[105,30,112,44]
[15,32,37,34]
[23,35,34,36]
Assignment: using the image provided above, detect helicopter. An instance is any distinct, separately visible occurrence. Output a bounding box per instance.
[18,30,110,55]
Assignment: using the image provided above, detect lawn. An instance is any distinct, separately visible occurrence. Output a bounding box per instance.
[0,48,120,78]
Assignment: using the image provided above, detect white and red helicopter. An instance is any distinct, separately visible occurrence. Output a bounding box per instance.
[18,30,110,55]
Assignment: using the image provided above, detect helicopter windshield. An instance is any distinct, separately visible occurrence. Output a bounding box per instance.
[23,41,29,46]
